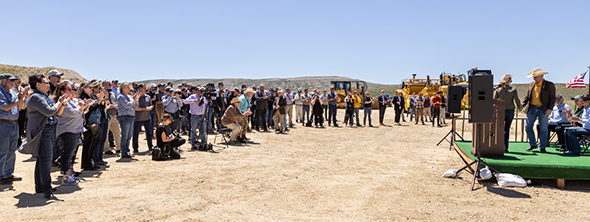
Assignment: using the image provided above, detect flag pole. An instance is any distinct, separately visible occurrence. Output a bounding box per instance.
[588,66,590,94]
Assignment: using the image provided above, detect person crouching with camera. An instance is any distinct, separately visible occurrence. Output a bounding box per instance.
[157,113,186,150]
[221,97,252,144]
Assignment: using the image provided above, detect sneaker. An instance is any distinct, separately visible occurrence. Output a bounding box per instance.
[526,146,538,151]
[564,151,580,156]
[539,149,547,153]
[62,176,79,186]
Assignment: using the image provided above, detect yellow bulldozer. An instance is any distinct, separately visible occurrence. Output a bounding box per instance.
[331,80,369,108]
[400,73,470,110]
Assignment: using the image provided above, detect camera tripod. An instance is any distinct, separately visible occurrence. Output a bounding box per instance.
[437,114,464,150]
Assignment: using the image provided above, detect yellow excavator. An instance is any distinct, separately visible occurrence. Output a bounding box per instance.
[400,73,470,110]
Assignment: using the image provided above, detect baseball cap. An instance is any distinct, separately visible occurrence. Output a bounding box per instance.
[165,88,173,92]
[556,94,564,100]
[572,95,582,100]
[0,73,18,81]
[47,70,63,77]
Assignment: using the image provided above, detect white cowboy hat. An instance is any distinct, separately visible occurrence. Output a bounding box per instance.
[527,68,549,78]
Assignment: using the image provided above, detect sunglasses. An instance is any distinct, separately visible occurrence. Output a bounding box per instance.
[63,88,72,92]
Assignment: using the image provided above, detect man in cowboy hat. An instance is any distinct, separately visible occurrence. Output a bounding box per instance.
[521,68,556,153]
[221,97,252,143]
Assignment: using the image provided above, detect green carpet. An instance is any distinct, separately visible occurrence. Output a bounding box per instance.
[455,141,590,180]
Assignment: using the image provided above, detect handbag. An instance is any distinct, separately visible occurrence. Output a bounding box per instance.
[87,123,101,135]
[19,117,48,156]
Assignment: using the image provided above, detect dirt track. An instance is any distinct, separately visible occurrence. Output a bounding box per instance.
[1,109,589,221]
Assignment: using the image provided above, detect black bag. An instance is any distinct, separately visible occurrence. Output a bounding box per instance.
[87,123,101,135]
[151,146,170,161]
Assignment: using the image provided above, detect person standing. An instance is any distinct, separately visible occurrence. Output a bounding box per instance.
[301,89,311,125]
[327,87,339,127]
[424,93,431,122]
[254,85,269,131]
[352,91,362,126]
[431,92,442,127]
[294,89,303,123]
[522,68,556,153]
[26,74,70,199]
[91,82,109,167]
[162,88,183,121]
[407,93,416,122]
[284,88,294,128]
[132,84,154,153]
[104,81,121,155]
[0,73,26,185]
[184,87,209,148]
[311,91,324,128]
[273,90,288,132]
[415,92,425,125]
[239,88,254,140]
[493,74,521,152]
[266,89,276,129]
[321,90,329,121]
[47,70,63,95]
[363,92,373,127]
[377,90,388,126]
[344,93,354,127]
[154,84,165,124]
[439,92,447,124]
[117,82,140,158]
[54,81,83,186]
[78,83,101,170]
[392,91,404,125]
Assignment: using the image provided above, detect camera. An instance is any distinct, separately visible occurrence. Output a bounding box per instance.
[202,83,217,98]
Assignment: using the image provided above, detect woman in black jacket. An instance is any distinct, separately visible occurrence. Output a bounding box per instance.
[78,82,101,171]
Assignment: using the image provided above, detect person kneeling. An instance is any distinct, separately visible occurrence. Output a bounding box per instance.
[221,97,252,144]
[156,114,185,159]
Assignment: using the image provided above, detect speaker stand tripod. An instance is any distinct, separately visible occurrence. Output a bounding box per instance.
[437,114,464,150]
[454,123,501,191]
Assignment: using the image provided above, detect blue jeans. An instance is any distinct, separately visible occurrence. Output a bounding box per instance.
[180,111,190,132]
[302,105,310,123]
[328,104,337,125]
[267,108,275,127]
[364,107,372,126]
[150,109,158,128]
[408,107,415,121]
[94,120,108,162]
[504,109,515,150]
[206,108,214,131]
[525,106,549,149]
[119,115,135,156]
[0,121,18,179]
[59,132,79,175]
[190,115,207,145]
[565,128,589,153]
[133,119,153,150]
[354,108,360,125]
[35,124,55,194]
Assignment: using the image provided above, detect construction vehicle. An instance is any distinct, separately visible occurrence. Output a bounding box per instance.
[438,72,470,110]
[400,73,470,111]
[331,80,368,108]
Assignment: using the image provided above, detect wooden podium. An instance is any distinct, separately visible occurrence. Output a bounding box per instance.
[472,99,505,158]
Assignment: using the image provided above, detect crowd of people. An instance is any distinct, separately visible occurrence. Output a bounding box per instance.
[3,67,587,200]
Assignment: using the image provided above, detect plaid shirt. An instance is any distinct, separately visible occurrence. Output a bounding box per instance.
[415,96,424,109]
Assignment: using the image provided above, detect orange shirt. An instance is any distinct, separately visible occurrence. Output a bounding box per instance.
[432,96,442,108]
[531,80,543,106]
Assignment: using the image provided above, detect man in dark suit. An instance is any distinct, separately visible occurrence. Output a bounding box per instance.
[254,84,268,131]
[392,91,404,125]
[377,90,389,126]
[521,68,556,153]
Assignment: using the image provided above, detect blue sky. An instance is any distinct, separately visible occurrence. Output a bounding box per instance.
[1,0,589,84]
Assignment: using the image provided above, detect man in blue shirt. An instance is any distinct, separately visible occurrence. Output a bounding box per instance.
[0,74,26,184]
[543,95,571,149]
[184,86,209,148]
[239,88,254,140]
[327,87,339,127]
[564,95,590,155]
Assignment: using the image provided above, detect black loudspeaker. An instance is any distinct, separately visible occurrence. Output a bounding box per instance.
[447,85,465,113]
[469,74,493,123]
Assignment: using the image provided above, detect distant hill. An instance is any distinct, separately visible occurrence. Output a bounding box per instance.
[138,76,401,96]
[0,63,86,84]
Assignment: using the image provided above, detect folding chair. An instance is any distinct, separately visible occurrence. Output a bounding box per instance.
[578,134,590,155]
[213,128,232,148]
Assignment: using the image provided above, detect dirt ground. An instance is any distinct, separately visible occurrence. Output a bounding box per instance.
[1,108,589,221]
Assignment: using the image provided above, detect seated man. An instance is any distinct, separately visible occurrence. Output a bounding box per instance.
[221,97,252,144]
[538,95,570,148]
[563,95,590,155]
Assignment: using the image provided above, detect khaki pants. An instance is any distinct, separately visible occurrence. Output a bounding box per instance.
[440,107,446,123]
[240,116,248,137]
[273,112,285,132]
[285,104,293,126]
[415,108,424,124]
[104,114,121,152]
[295,105,302,122]
[156,105,164,124]
[424,107,431,122]
[225,122,242,142]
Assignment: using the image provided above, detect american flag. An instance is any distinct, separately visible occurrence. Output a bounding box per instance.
[566,70,588,88]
